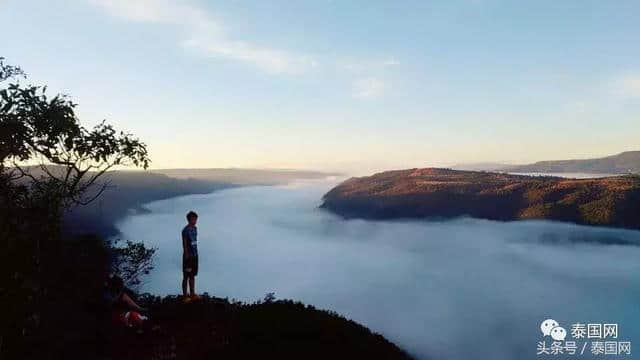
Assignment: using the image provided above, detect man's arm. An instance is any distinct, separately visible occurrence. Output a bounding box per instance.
[182,234,191,258]
[121,292,145,312]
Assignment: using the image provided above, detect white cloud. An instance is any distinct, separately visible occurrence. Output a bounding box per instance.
[90,0,317,74]
[338,57,401,73]
[90,0,395,97]
[353,78,385,98]
[611,73,640,99]
[383,57,400,66]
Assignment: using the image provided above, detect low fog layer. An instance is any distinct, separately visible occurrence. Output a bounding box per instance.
[116,180,640,360]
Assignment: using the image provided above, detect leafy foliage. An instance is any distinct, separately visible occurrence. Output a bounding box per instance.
[1,57,150,208]
[109,239,157,290]
[0,57,25,81]
[0,57,155,359]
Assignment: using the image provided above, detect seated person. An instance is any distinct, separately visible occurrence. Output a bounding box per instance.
[104,275,147,328]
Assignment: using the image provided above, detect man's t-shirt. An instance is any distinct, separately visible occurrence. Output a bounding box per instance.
[182,225,198,257]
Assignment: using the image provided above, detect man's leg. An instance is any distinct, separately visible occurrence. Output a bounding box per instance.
[189,256,198,297]
[182,273,189,297]
[188,275,195,296]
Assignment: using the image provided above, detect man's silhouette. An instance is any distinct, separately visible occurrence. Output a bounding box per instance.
[182,211,201,302]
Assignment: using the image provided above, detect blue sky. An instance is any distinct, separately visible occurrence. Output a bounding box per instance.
[1,0,639,173]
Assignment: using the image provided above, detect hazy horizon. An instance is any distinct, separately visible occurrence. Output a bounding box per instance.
[2,0,639,173]
[128,149,637,177]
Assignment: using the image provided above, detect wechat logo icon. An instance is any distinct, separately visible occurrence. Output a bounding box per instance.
[540,319,567,341]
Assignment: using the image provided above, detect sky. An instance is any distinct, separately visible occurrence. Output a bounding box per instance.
[1,0,639,174]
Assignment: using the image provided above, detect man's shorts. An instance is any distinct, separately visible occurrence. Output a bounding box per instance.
[182,255,198,276]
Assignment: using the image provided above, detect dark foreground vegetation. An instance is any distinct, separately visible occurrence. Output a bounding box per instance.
[117,294,411,360]
[3,232,410,360]
[322,168,640,229]
[0,57,410,359]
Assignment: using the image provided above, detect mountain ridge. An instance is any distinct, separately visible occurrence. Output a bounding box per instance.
[321,168,640,229]
[452,151,640,174]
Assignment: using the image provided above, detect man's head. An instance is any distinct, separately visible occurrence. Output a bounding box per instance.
[186,210,198,226]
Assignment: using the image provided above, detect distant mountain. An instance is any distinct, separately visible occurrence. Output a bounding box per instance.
[62,168,335,236]
[151,168,340,185]
[503,151,640,174]
[321,168,640,229]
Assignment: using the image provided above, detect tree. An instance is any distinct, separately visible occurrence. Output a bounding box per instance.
[0,55,154,269]
[0,54,154,264]
[0,58,150,208]
[0,57,154,357]
[0,56,151,262]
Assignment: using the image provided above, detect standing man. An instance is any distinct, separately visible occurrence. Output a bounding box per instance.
[182,211,201,302]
